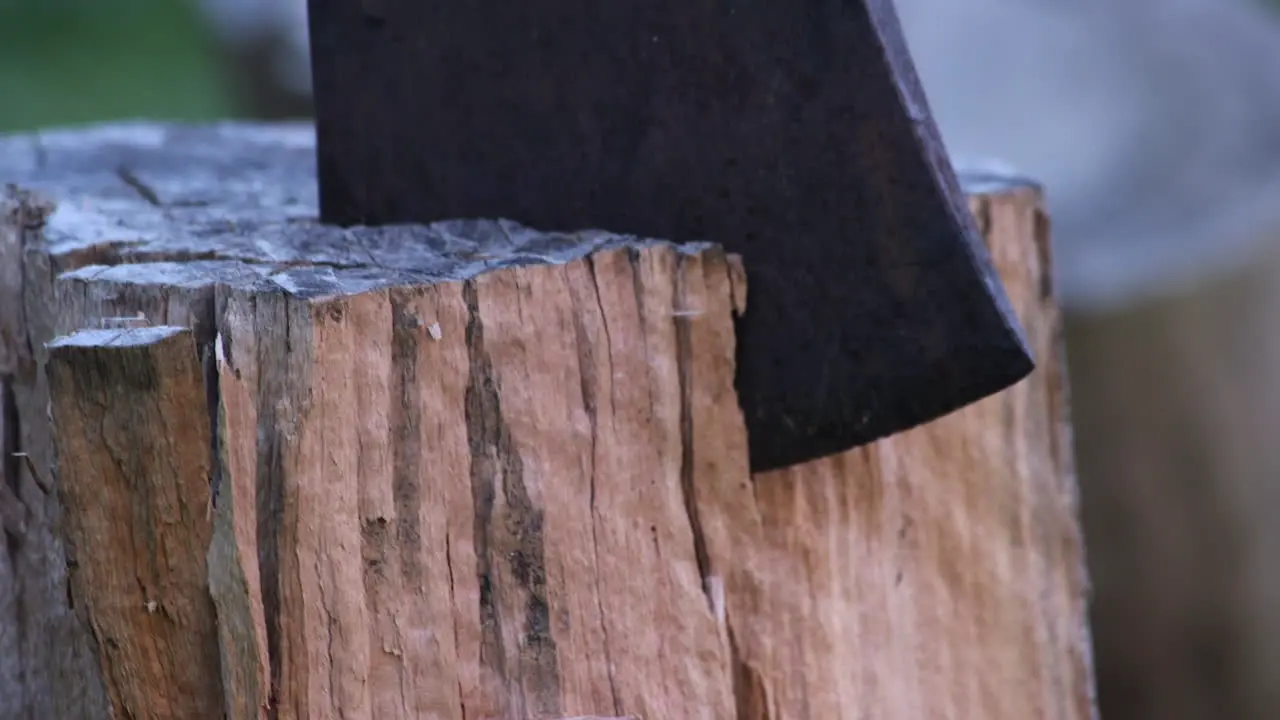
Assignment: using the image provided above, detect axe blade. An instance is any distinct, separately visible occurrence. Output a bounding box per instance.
[306,0,1035,471]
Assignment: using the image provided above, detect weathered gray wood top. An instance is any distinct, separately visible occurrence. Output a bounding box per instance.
[1,122,700,299]
[1,120,1036,299]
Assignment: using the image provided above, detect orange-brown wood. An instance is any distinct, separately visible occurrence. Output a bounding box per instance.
[1,122,1095,720]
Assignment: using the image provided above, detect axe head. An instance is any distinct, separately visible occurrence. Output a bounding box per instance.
[306,0,1035,472]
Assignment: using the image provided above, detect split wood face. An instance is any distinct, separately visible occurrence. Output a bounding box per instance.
[306,0,1035,471]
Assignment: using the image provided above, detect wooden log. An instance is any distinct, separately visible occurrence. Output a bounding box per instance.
[0,122,1096,720]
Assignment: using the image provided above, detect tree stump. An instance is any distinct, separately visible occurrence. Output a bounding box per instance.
[0,122,1096,720]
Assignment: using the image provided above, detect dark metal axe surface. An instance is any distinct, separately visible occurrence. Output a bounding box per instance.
[306,0,1035,472]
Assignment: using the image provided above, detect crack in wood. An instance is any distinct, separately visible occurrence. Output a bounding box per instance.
[1,380,22,558]
[673,252,713,604]
[114,166,162,207]
[578,256,624,716]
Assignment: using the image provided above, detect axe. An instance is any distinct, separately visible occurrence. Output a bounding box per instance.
[304,0,1035,472]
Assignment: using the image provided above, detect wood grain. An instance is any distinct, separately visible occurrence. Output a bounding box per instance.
[46,326,222,719]
[0,122,1095,720]
[681,183,1091,720]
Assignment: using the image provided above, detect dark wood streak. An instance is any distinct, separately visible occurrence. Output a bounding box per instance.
[389,293,425,590]
[251,291,290,719]
[463,281,563,719]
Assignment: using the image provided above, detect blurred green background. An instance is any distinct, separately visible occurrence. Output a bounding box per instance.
[2,0,1278,133]
[0,0,237,133]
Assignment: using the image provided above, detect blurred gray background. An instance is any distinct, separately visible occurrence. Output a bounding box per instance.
[4,1,1280,717]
